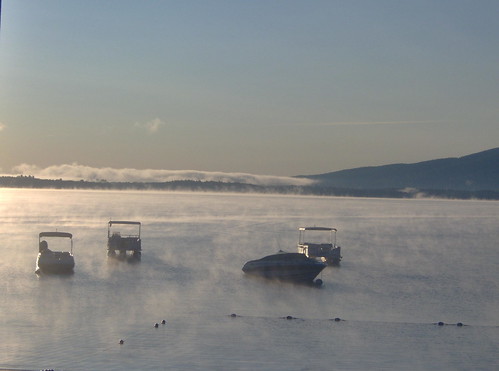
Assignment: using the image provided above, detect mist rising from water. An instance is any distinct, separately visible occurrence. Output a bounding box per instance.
[9,163,314,186]
[1,189,498,370]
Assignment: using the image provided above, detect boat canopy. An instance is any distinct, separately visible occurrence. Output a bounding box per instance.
[108,221,141,226]
[39,232,73,239]
[299,227,337,232]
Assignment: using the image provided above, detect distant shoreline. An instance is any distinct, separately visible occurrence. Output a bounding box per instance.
[1,175,498,200]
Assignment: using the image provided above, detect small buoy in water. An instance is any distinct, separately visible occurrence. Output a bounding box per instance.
[334,317,341,322]
[438,321,445,326]
[457,322,463,327]
[119,339,124,345]
[286,315,294,320]
[230,313,237,318]
[154,323,159,328]
[161,319,166,325]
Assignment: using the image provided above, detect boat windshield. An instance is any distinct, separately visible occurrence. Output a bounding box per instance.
[38,233,73,252]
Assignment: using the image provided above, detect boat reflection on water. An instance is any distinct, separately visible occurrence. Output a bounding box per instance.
[242,252,326,287]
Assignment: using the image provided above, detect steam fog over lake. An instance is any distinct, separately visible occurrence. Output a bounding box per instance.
[1,189,498,370]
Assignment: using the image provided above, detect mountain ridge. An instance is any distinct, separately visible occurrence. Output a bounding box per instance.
[298,147,499,191]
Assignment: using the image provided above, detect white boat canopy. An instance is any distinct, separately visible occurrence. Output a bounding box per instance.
[108,221,141,226]
[39,232,73,239]
[299,227,337,232]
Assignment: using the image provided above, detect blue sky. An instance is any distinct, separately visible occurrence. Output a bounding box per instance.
[1,1,498,181]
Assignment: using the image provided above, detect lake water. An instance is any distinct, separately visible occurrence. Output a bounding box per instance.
[1,189,498,370]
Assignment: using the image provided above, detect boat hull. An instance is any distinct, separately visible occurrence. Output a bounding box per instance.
[242,253,326,283]
[36,252,75,274]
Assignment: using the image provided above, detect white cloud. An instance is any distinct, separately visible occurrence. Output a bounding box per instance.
[314,120,443,126]
[10,163,315,186]
[134,118,165,134]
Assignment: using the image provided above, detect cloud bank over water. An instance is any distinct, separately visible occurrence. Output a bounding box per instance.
[10,163,314,187]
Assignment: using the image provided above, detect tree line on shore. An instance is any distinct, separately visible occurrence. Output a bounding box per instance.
[1,175,498,200]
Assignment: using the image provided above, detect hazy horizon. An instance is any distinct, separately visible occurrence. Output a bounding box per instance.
[1,162,314,186]
[1,145,496,185]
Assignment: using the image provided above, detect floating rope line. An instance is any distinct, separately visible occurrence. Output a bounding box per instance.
[116,318,168,346]
[227,313,499,328]
[111,313,497,352]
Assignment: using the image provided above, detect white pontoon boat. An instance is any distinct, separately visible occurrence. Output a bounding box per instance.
[35,232,75,274]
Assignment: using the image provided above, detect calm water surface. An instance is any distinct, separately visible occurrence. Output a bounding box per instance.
[1,189,498,370]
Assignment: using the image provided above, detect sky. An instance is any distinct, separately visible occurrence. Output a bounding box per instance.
[1,1,498,183]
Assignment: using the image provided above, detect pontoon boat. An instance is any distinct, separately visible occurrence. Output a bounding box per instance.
[35,232,75,274]
[297,226,342,265]
[107,220,142,260]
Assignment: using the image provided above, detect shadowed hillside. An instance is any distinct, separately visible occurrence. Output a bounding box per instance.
[298,147,499,191]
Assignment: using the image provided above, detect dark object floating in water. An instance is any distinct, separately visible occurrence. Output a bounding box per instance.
[119,339,124,344]
[242,252,326,285]
[298,226,342,265]
[230,313,237,318]
[35,231,75,274]
[154,323,159,328]
[333,317,341,322]
[434,321,465,326]
[161,319,166,325]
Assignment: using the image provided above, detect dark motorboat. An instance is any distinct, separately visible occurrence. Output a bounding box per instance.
[242,252,326,285]
[35,232,75,274]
